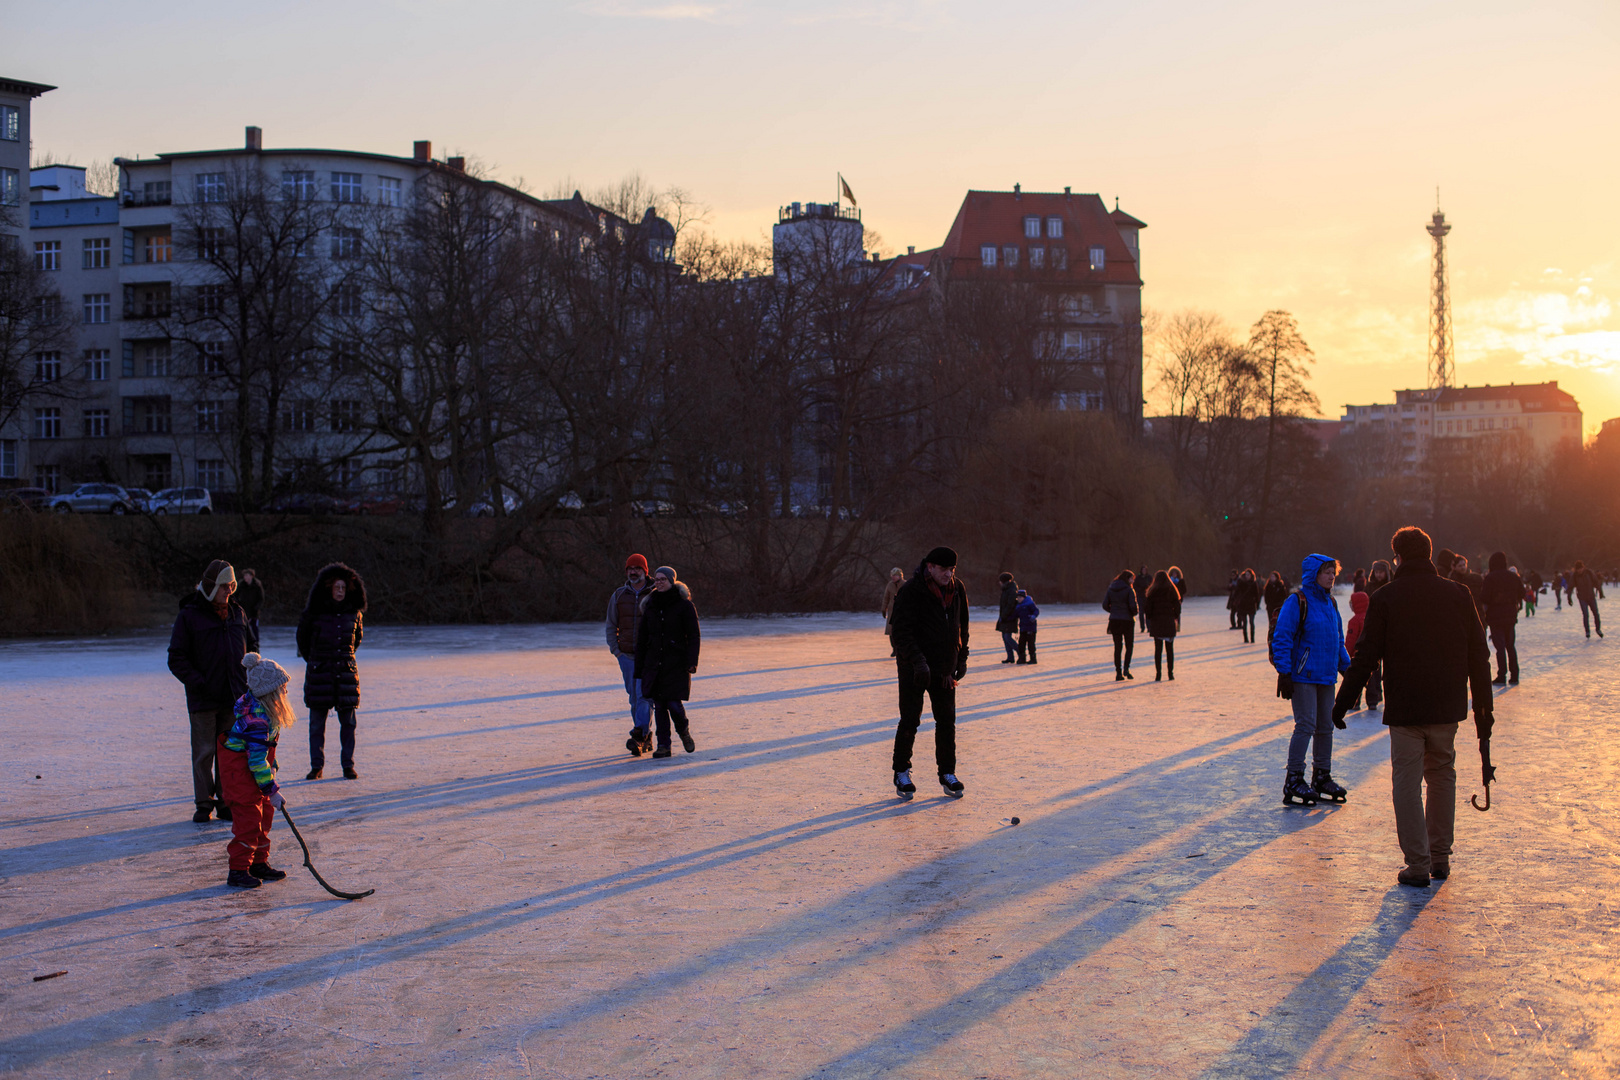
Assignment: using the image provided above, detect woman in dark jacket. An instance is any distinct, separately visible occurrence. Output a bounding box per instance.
[635,565,701,758]
[1143,570,1183,681]
[1233,568,1262,644]
[1102,570,1138,680]
[297,562,366,780]
[1263,571,1290,644]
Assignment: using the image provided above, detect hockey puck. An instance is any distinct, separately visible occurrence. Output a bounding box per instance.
[1010,817,1021,826]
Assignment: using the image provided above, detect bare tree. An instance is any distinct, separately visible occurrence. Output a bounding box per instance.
[0,214,80,436]
[1247,310,1319,561]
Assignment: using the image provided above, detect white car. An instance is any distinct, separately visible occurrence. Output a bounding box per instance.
[49,483,135,515]
[150,487,214,515]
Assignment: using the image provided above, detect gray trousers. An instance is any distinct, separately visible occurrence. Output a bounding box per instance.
[1389,723,1457,875]
[1285,682,1336,773]
[189,707,233,807]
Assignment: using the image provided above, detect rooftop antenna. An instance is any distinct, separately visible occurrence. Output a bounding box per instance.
[1427,189,1454,389]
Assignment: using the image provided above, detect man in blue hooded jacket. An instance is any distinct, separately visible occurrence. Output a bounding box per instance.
[1272,553,1353,806]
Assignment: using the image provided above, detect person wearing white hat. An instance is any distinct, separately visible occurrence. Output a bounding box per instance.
[168,559,259,823]
[220,652,295,889]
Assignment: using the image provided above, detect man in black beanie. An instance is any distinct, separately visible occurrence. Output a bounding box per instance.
[888,546,971,800]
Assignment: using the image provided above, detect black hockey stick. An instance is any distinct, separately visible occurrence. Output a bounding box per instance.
[279,805,374,900]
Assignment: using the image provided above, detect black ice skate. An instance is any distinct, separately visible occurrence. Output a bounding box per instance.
[939,774,965,799]
[1282,771,1318,807]
[1311,767,1348,803]
[894,770,916,801]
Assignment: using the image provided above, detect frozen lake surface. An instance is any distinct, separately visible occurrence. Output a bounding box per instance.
[2,596,1616,1077]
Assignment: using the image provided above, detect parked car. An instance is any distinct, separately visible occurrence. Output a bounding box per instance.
[124,487,156,514]
[468,492,520,518]
[49,483,135,515]
[3,487,53,512]
[266,492,336,515]
[149,487,213,515]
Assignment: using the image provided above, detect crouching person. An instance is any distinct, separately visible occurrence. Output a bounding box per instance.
[221,653,295,889]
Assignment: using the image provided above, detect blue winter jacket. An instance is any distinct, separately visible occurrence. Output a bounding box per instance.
[1015,595,1040,634]
[1270,553,1352,686]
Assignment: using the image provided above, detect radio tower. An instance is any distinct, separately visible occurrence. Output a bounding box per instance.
[1426,193,1454,389]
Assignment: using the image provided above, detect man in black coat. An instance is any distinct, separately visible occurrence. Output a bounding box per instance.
[1334,526,1493,888]
[995,572,1019,663]
[888,546,970,800]
[1480,552,1524,684]
[168,559,259,823]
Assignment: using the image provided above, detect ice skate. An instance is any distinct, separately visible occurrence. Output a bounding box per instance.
[1311,767,1348,803]
[939,774,965,799]
[894,770,916,801]
[1282,771,1318,806]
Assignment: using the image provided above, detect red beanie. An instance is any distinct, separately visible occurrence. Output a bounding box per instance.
[625,554,649,573]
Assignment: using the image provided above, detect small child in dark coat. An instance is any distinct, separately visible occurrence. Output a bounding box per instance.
[1014,590,1040,665]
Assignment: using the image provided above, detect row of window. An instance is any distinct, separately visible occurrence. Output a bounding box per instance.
[33,342,374,382]
[980,244,1107,272]
[36,227,370,270]
[174,171,403,206]
[28,398,366,438]
[1023,216,1064,239]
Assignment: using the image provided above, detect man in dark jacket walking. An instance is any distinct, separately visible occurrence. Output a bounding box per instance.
[995,573,1019,663]
[1481,552,1524,684]
[168,559,258,823]
[607,554,656,754]
[1572,560,1604,638]
[1334,527,1493,887]
[889,546,970,800]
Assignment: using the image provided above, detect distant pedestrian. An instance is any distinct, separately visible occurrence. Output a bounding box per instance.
[882,567,906,658]
[1014,589,1040,664]
[237,569,266,642]
[1103,569,1138,681]
[995,572,1019,663]
[1168,566,1185,598]
[1565,569,1575,610]
[1573,560,1604,638]
[221,653,294,889]
[1226,569,1240,630]
[1481,552,1524,683]
[1352,568,1367,593]
[1263,570,1289,645]
[1335,526,1493,888]
[168,559,258,824]
[1552,570,1564,611]
[608,554,656,755]
[1272,554,1352,807]
[1450,555,1486,625]
[1233,568,1261,644]
[634,565,702,758]
[1345,589,1370,709]
[888,546,970,800]
[1367,560,1392,594]
[1143,570,1182,682]
[1134,566,1150,632]
[297,563,367,781]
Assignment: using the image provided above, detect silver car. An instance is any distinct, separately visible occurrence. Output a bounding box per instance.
[150,487,214,515]
[49,483,135,515]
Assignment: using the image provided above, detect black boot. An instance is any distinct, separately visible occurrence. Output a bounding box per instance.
[1311,767,1348,803]
[677,726,696,754]
[1282,771,1318,806]
[226,869,261,889]
[216,804,233,822]
[305,767,323,780]
[652,745,673,759]
[249,862,287,881]
[192,805,213,824]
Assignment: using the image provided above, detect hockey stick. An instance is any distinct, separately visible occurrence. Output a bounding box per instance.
[278,805,375,900]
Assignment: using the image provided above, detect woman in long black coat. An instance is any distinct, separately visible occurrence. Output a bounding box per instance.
[297,562,366,779]
[634,565,701,758]
[1232,568,1262,644]
[1143,570,1183,682]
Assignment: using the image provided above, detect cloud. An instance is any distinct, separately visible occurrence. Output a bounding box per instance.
[581,1,722,19]
[1462,284,1620,377]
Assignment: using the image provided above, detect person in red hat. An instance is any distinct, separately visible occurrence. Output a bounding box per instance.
[607,554,656,754]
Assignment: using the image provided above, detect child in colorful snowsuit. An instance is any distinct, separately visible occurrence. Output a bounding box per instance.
[221,652,295,889]
[1014,590,1040,664]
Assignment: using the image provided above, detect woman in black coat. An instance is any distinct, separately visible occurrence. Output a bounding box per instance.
[1102,569,1138,680]
[634,565,701,758]
[1143,570,1183,681]
[1263,571,1290,644]
[1233,568,1262,644]
[297,562,366,780]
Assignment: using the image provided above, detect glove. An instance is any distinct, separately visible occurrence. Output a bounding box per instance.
[687,665,697,674]
[1475,710,1494,740]
[912,661,932,684]
[1332,707,1347,730]
[269,791,285,810]
[952,660,967,682]
[1276,673,1294,700]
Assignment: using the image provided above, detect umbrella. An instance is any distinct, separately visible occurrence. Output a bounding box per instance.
[1470,737,1497,812]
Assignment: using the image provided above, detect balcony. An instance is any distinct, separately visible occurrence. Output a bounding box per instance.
[779,202,860,224]
[121,190,172,208]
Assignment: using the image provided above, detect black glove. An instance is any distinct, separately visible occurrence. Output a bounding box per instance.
[1331,707,1347,730]
[952,660,967,682]
[912,661,931,684]
[1276,673,1294,700]
[1475,710,1494,740]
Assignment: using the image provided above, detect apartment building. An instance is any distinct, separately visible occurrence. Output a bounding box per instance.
[1340,381,1584,470]
[0,76,56,486]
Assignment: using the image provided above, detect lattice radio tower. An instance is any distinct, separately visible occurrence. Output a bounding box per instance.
[1426,192,1454,389]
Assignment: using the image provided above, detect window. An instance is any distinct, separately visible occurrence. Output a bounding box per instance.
[377,176,402,207]
[331,172,362,203]
[980,245,997,267]
[0,168,18,206]
[1024,216,1041,238]
[141,399,171,434]
[1029,246,1045,269]
[37,464,60,493]
[1052,246,1067,270]
[199,341,226,374]
[331,345,359,374]
[142,181,172,205]
[85,349,111,380]
[196,284,226,316]
[1002,245,1018,268]
[1089,246,1106,271]
[283,399,315,431]
[83,293,110,324]
[1081,294,1094,313]
[282,171,316,200]
[83,237,111,269]
[83,409,111,438]
[34,241,61,270]
[197,227,225,260]
[141,456,171,490]
[37,296,61,324]
[196,459,226,490]
[35,352,61,382]
[141,341,171,377]
[338,460,363,490]
[331,400,361,432]
[34,407,62,439]
[145,234,172,263]
[0,105,17,141]
[1047,217,1063,238]
[1061,330,1084,357]
[195,400,224,433]
[195,172,226,203]
[332,282,362,317]
[0,439,14,478]
[330,227,361,259]
[126,284,171,318]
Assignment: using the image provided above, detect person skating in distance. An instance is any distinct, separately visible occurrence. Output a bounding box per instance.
[634,566,701,759]
[888,546,970,800]
[607,554,656,755]
[1334,526,1493,888]
[1103,569,1138,681]
[297,563,367,780]
[221,653,296,889]
[1572,560,1604,638]
[1481,552,1524,684]
[1272,554,1352,807]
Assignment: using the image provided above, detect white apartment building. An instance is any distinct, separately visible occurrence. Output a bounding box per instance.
[0,75,56,486]
[1341,381,1584,470]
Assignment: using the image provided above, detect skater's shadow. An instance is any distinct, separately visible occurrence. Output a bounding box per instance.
[0,821,218,878]
[0,795,199,831]
[0,886,223,939]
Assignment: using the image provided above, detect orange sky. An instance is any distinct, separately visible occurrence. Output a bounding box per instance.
[18,0,1620,434]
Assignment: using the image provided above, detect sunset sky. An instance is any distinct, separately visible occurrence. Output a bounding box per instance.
[17,0,1619,434]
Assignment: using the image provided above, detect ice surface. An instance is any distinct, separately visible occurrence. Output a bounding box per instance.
[2,596,1616,1077]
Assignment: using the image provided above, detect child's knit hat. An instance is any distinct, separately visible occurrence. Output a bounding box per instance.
[242,652,290,699]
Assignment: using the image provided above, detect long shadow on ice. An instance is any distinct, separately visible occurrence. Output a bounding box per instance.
[0,821,218,878]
